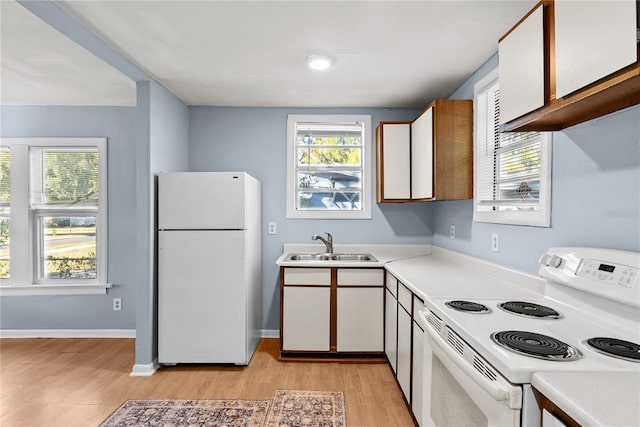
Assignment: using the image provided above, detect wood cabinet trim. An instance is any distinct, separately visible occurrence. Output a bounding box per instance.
[330,268,338,352]
[499,0,549,43]
[532,387,582,427]
[501,0,640,132]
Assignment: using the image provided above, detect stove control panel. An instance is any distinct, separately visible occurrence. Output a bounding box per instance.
[576,258,639,288]
[538,247,640,307]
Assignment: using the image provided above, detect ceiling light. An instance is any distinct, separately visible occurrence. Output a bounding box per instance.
[307,55,333,70]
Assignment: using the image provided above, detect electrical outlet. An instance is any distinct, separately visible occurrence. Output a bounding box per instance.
[492,233,499,253]
[449,224,456,239]
[113,297,122,311]
[268,222,277,235]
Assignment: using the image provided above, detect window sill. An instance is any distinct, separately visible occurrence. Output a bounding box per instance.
[0,283,112,296]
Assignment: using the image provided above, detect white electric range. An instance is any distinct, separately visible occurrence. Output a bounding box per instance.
[413,247,640,427]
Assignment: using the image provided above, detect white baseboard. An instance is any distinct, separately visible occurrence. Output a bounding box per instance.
[130,359,159,377]
[261,329,279,338]
[0,329,136,339]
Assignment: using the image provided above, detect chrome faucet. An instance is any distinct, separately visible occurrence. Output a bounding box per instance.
[312,232,333,254]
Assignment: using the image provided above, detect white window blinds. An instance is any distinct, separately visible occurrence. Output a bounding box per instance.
[474,73,551,227]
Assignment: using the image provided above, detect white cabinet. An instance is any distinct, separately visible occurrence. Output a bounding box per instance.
[385,288,398,372]
[499,0,640,132]
[376,122,411,201]
[281,267,384,357]
[385,272,429,421]
[412,296,425,426]
[397,301,412,402]
[385,273,398,372]
[281,268,331,352]
[282,286,330,351]
[337,268,384,352]
[337,287,383,352]
[377,100,473,202]
[498,3,545,124]
[396,282,413,402]
[410,108,433,199]
[554,0,637,98]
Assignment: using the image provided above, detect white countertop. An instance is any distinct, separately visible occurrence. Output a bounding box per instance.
[385,246,546,301]
[275,243,432,268]
[532,372,640,427]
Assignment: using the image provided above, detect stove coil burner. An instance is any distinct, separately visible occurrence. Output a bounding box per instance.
[498,301,561,319]
[491,331,582,361]
[445,300,491,314]
[586,337,640,363]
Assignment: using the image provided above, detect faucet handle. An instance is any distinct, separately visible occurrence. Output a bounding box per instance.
[325,232,333,242]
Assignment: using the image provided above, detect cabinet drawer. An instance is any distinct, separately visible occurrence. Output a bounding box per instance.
[283,268,331,286]
[338,269,384,286]
[386,272,398,297]
[398,282,412,312]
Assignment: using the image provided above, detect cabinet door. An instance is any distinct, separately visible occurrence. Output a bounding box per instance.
[555,0,637,99]
[499,4,545,124]
[397,306,412,403]
[411,108,434,199]
[385,288,398,373]
[379,123,411,200]
[337,288,384,352]
[412,320,425,426]
[282,287,330,351]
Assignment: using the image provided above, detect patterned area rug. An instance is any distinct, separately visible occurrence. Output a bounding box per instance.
[266,390,345,427]
[99,390,346,427]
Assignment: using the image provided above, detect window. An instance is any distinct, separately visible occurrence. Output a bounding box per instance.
[473,69,552,227]
[0,138,108,295]
[286,114,372,219]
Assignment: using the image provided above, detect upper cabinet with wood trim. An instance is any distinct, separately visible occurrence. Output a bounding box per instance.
[499,0,640,132]
[376,99,473,203]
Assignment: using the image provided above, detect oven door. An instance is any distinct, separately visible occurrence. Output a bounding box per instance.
[418,310,523,427]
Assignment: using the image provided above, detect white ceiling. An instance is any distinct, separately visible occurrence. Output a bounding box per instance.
[0,0,136,106]
[2,1,537,108]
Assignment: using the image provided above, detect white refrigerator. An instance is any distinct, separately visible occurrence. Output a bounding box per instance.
[157,172,262,365]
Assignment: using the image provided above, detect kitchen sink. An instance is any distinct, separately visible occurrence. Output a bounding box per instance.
[284,253,377,262]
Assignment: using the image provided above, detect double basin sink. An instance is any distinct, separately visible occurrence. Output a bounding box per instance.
[284,253,378,262]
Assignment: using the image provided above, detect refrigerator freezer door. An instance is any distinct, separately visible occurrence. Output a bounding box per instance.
[158,172,246,230]
[158,230,247,364]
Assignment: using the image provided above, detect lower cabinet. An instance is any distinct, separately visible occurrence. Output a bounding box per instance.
[384,271,427,425]
[397,303,412,400]
[280,267,384,358]
[385,285,398,372]
[412,297,425,426]
[282,286,330,351]
[337,287,383,352]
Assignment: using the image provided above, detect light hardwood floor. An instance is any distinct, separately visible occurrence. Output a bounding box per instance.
[0,338,416,426]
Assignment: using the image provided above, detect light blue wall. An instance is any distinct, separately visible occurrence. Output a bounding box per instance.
[0,105,139,329]
[134,81,189,365]
[432,54,640,274]
[188,107,433,330]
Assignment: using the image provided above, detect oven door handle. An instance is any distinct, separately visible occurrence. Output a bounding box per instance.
[420,311,522,409]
